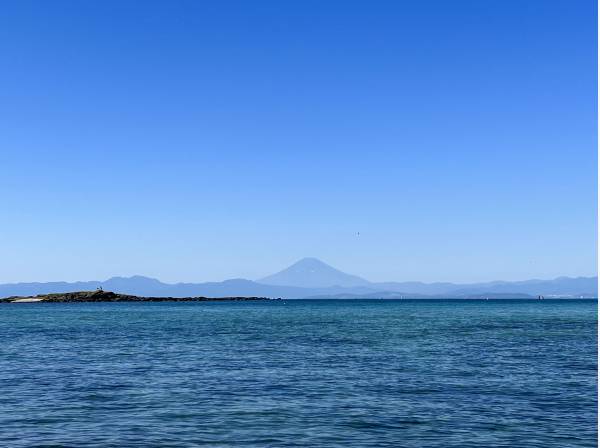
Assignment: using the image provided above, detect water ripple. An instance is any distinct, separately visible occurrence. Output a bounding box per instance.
[0,299,596,447]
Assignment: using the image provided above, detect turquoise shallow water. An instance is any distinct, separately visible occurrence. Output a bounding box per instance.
[0,299,596,447]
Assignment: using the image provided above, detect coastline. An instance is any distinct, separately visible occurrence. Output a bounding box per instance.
[0,290,271,304]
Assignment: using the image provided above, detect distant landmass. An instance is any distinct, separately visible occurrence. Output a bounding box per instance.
[0,258,596,299]
[0,290,269,303]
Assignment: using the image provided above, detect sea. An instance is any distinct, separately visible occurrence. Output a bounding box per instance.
[0,299,596,447]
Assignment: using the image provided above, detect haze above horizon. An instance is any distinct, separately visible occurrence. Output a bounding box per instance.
[0,257,596,300]
[1,0,597,284]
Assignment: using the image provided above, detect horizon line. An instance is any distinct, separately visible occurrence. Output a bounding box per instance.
[1,273,597,287]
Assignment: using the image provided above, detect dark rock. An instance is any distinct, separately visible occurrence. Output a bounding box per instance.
[0,290,270,303]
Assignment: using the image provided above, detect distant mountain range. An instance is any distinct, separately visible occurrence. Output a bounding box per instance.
[0,257,596,299]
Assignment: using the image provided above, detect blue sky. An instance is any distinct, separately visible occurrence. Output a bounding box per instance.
[0,0,597,283]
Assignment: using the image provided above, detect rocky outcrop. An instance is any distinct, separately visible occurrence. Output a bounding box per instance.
[0,290,270,303]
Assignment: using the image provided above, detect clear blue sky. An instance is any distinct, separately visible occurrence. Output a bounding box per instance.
[0,0,597,283]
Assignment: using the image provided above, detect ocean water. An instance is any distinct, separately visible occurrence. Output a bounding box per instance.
[0,299,596,447]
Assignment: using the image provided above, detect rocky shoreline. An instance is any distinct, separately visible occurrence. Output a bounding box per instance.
[0,290,271,303]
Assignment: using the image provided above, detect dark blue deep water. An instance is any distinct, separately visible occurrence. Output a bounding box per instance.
[0,300,596,447]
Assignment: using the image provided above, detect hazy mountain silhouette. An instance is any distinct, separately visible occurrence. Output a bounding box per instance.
[0,277,314,300]
[370,277,599,297]
[259,257,370,288]
[0,258,596,299]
